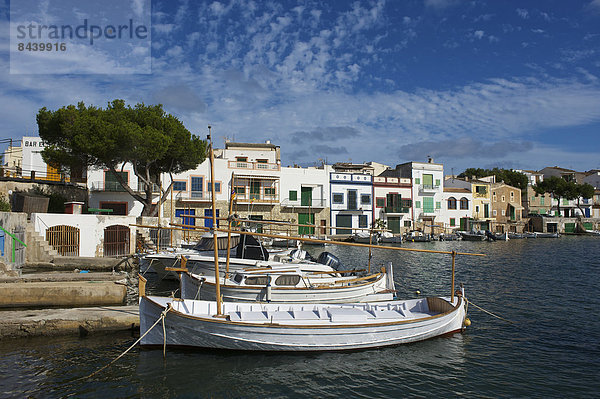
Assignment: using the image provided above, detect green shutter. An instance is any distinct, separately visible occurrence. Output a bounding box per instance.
[435,179,440,186]
[415,201,421,209]
[415,178,420,185]
[289,190,297,201]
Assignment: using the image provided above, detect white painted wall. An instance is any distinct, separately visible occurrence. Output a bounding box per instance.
[440,190,473,230]
[330,172,373,233]
[32,213,138,257]
[280,166,329,206]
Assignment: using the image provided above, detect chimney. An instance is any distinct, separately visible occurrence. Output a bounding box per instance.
[265,140,271,144]
[427,156,433,163]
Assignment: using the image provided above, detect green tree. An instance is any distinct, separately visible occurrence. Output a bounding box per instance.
[573,183,595,216]
[533,176,569,216]
[37,100,207,216]
[458,168,528,190]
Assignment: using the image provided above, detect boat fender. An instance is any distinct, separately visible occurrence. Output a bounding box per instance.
[266,275,272,302]
[464,318,471,327]
[415,290,421,295]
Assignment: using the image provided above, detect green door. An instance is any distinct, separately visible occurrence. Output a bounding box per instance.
[510,206,516,221]
[423,197,434,213]
[484,204,490,218]
[298,213,315,235]
[335,214,352,235]
[564,223,575,233]
[460,218,469,230]
[250,181,261,200]
[388,217,401,234]
[301,187,312,206]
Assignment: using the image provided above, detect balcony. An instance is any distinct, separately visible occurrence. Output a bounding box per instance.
[228,160,280,171]
[175,191,212,201]
[89,181,128,192]
[419,184,440,193]
[384,206,409,215]
[234,192,279,204]
[281,198,327,208]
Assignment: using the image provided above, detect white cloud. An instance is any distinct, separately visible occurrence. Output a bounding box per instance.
[516,8,529,19]
[473,30,484,40]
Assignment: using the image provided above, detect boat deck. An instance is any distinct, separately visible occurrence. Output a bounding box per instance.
[150,296,447,325]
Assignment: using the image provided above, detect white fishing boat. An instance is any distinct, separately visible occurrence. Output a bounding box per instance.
[138,133,474,352]
[178,263,396,303]
[352,230,380,244]
[380,231,402,244]
[139,283,468,351]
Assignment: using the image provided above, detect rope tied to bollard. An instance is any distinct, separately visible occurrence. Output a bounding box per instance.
[77,303,172,381]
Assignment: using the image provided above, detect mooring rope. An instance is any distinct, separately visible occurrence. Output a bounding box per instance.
[77,304,172,381]
[466,298,514,324]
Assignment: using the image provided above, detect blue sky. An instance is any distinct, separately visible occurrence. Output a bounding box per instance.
[1,0,600,173]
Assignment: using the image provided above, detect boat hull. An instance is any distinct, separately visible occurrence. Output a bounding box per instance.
[139,295,466,351]
[180,272,393,303]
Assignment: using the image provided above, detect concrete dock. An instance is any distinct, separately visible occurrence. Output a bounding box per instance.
[0,305,139,338]
[0,270,140,339]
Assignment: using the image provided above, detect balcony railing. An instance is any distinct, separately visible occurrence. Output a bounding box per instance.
[234,193,279,203]
[175,191,212,201]
[281,198,327,208]
[419,184,440,192]
[384,206,410,214]
[89,181,128,192]
[228,160,280,171]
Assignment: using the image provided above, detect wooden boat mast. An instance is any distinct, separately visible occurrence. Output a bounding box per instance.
[208,126,224,316]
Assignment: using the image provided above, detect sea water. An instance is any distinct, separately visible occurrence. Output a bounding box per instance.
[1,236,598,398]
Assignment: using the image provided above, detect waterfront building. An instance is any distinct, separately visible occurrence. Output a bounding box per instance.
[380,158,444,235]
[1,140,22,178]
[329,164,373,236]
[279,165,330,236]
[490,183,525,233]
[440,185,472,232]
[445,176,494,231]
[514,169,552,216]
[372,175,413,235]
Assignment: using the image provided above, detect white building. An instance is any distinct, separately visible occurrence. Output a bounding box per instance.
[279,166,330,236]
[329,171,373,235]
[380,159,444,233]
[440,187,472,231]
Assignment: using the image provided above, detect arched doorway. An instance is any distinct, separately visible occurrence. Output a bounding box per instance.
[46,225,80,256]
[104,225,130,257]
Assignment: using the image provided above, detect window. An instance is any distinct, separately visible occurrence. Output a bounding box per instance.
[104,170,127,191]
[234,186,246,195]
[415,201,421,209]
[264,187,276,195]
[563,198,569,205]
[436,202,441,209]
[191,176,203,198]
[476,205,480,213]
[460,198,468,210]
[450,218,455,227]
[173,181,186,191]
[510,192,515,199]
[448,197,457,210]
[404,221,412,227]
[358,215,368,228]
[333,193,344,204]
[245,276,270,285]
[476,186,487,195]
[347,190,357,210]
[415,177,420,185]
[207,181,221,193]
[501,210,506,216]
[540,197,545,206]
[435,179,440,186]
[256,159,268,163]
[289,190,297,201]
[493,210,497,216]
[501,195,505,202]
[274,275,301,286]
[236,157,247,162]
[531,196,536,203]
[376,197,385,208]
[361,194,371,205]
